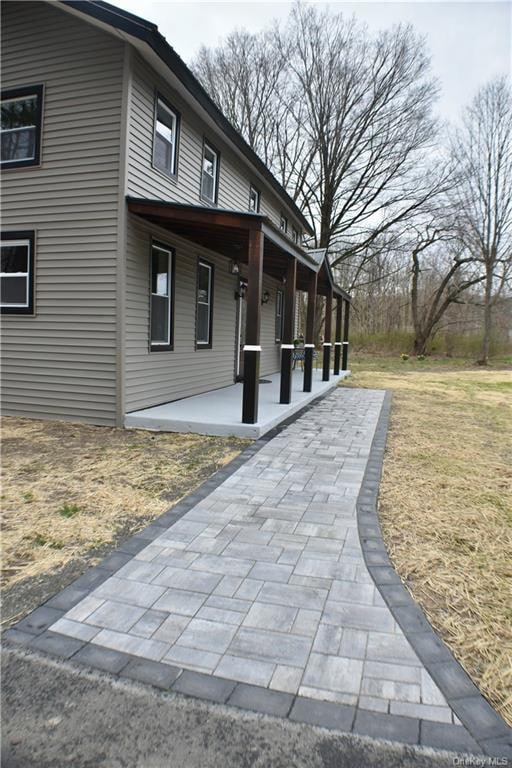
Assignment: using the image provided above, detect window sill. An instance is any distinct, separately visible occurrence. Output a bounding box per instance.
[199,195,218,208]
[1,308,35,316]
[1,161,42,171]
[150,344,174,353]
[151,163,179,184]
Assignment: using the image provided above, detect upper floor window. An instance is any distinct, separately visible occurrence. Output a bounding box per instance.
[1,231,35,314]
[150,241,174,351]
[280,214,288,233]
[249,185,260,213]
[291,226,299,244]
[1,85,43,169]
[196,259,214,347]
[201,141,219,204]
[275,289,284,343]
[154,95,179,177]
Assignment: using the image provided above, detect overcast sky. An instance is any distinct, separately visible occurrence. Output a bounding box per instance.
[115,0,510,124]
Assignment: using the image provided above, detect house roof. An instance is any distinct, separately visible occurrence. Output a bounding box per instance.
[62,0,313,236]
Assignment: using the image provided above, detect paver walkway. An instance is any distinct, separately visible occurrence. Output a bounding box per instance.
[48,389,456,723]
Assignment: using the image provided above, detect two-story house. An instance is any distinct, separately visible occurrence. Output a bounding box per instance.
[1,0,350,435]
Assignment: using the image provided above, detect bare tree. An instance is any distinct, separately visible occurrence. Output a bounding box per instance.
[193,28,288,170]
[409,221,485,355]
[452,77,512,364]
[192,4,442,259]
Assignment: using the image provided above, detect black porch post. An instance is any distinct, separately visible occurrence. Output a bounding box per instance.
[303,270,317,392]
[279,257,297,404]
[242,227,263,423]
[342,299,350,371]
[322,289,333,381]
[333,297,343,374]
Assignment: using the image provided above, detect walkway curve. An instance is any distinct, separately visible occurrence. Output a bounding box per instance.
[4,388,511,758]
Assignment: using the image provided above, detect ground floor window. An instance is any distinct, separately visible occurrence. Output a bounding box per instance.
[1,231,35,314]
[196,259,214,348]
[150,241,174,351]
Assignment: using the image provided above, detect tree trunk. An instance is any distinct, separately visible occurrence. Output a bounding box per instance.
[479,263,493,365]
[413,334,429,356]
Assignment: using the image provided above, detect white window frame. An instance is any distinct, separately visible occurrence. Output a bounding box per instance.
[1,85,43,168]
[292,226,299,244]
[1,236,33,313]
[150,243,173,350]
[249,185,260,213]
[153,95,179,177]
[280,214,288,233]
[196,260,213,347]
[201,141,219,203]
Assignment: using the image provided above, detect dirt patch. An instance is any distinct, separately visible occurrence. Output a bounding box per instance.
[1,417,249,624]
[343,357,512,726]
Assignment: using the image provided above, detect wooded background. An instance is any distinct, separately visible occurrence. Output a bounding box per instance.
[193,3,512,361]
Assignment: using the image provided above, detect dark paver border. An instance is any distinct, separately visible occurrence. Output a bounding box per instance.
[357,391,512,758]
[4,386,508,757]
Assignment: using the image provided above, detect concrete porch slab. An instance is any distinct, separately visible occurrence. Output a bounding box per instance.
[124,369,350,438]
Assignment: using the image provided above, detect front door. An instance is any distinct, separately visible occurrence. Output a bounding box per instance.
[235,279,247,381]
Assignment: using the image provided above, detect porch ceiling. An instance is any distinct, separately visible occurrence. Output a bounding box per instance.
[127,197,336,295]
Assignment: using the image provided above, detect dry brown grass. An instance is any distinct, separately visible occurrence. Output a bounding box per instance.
[1,417,248,592]
[343,359,512,725]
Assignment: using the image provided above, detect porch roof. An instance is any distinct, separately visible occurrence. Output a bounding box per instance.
[127,197,349,299]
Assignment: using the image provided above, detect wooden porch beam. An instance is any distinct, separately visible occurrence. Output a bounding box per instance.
[322,288,333,381]
[342,298,350,371]
[303,270,317,393]
[333,297,343,375]
[242,227,264,424]
[279,257,297,404]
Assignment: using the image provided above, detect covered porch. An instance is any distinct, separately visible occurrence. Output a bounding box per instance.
[126,197,352,435]
[125,367,350,438]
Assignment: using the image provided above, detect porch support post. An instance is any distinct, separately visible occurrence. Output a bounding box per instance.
[303,270,317,393]
[342,299,350,371]
[322,289,333,381]
[333,297,343,375]
[242,227,263,424]
[279,257,297,404]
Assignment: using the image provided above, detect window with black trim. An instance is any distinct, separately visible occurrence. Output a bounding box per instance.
[280,214,288,233]
[291,226,299,244]
[1,85,43,168]
[249,185,260,212]
[275,289,284,342]
[150,242,174,351]
[1,231,35,314]
[201,141,219,203]
[153,94,179,177]
[196,260,214,347]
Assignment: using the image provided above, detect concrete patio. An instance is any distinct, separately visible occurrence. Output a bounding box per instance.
[124,368,350,438]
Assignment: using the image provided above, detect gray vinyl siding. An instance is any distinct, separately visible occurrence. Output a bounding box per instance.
[125,213,281,412]
[260,280,282,377]
[127,54,303,234]
[0,1,124,424]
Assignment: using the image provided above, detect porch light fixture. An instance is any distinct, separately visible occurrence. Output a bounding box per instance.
[261,289,270,305]
[230,260,240,275]
[235,282,247,300]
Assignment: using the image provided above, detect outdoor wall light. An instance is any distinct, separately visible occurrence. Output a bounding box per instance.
[261,290,270,305]
[230,260,240,275]
[235,282,247,300]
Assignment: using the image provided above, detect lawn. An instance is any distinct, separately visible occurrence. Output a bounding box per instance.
[1,418,248,626]
[343,353,512,726]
